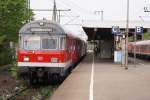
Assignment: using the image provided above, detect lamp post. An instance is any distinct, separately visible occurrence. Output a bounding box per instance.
[125,0,129,69]
[94,11,104,22]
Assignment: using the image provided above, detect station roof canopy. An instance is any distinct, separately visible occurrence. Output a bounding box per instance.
[82,20,150,41]
[82,20,150,28]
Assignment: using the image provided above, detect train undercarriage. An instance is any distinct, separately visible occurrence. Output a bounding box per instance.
[18,66,72,85]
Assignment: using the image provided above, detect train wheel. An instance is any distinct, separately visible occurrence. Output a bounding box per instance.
[29,72,38,85]
[48,73,53,84]
[53,74,59,81]
[52,74,64,84]
[68,66,73,74]
[42,72,49,85]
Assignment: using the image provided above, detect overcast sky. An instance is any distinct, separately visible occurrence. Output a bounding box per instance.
[30,0,150,24]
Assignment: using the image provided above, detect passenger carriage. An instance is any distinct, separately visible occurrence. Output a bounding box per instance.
[18,20,87,83]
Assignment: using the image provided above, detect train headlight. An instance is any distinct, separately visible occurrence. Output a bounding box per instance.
[23,56,29,62]
[51,58,58,63]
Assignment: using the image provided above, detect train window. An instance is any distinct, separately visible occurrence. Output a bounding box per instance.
[146,45,149,53]
[42,38,57,50]
[24,36,41,50]
[59,37,65,50]
[19,36,22,48]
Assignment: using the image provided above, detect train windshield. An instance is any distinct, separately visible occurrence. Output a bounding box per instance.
[23,36,41,50]
[22,35,64,51]
[42,37,57,50]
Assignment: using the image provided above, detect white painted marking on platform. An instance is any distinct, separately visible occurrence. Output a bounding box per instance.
[139,63,150,68]
[89,54,94,100]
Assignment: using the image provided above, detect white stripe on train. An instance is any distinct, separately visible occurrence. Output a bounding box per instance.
[18,60,72,69]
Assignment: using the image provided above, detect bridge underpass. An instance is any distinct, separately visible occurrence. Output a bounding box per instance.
[82,20,149,61]
[83,28,114,60]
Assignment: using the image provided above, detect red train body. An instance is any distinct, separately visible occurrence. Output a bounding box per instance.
[17,20,87,83]
[128,40,150,59]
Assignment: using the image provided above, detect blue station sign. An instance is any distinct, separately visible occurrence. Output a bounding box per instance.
[112,26,120,34]
[135,26,144,34]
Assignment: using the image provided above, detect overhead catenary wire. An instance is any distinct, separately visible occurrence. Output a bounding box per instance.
[63,16,80,25]
[55,0,99,24]
[57,0,93,16]
[67,0,93,14]
[30,0,71,22]
[55,0,80,16]
[30,0,97,23]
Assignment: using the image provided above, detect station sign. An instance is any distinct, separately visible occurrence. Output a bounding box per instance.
[135,26,143,34]
[30,28,53,32]
[112,26,120,34]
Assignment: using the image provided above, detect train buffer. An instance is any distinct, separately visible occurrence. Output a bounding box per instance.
[50,53,150,100]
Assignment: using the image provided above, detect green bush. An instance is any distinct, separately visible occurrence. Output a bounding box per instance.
[0,45,13,65]
[143,32,150,40]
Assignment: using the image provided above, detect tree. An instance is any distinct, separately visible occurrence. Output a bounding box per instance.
[0,34,6,45]
[0,0,33,41]
[143,32,150,40]
[0,0,33,65]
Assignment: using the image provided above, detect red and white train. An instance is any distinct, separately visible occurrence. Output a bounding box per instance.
[17,20,87,83]
[128,40,150,59]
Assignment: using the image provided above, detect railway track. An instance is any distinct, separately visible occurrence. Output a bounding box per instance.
[40,89,51,100]
[0,66,57,100]
[129,57,150,66]
[3,85,57,100]
[6,86,30,100]
[39,85,58,100]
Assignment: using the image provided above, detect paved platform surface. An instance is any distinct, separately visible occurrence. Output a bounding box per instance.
[50,53,150,100]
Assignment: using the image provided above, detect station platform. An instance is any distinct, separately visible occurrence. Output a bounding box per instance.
[50,53,150,100]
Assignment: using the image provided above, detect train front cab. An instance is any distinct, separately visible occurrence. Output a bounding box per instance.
[18,21,68,82]
[18,35,70,79]
[17,20,86,83]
